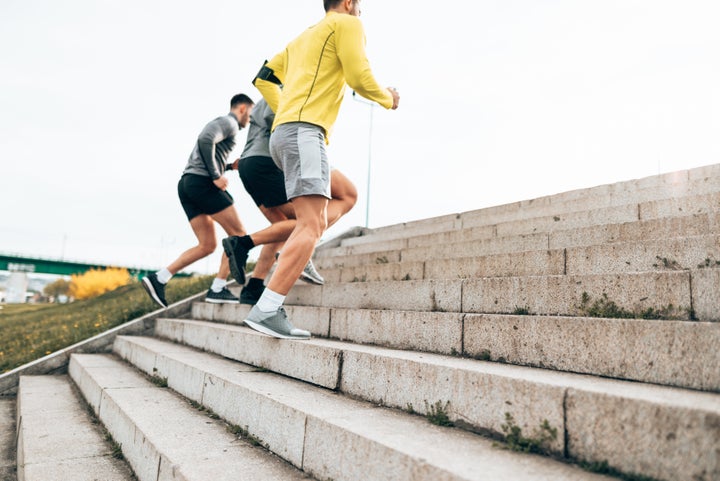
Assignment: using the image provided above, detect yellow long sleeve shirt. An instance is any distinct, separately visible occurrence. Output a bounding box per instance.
[254,11,393,142]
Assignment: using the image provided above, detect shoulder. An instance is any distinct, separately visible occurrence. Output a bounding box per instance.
[206,115,238,135]
[222,115,239,130]
[206,115,229,127]
[316,12,363,35]
[333,13,363,31]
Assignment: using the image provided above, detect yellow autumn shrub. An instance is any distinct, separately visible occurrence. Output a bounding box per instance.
[69,267,131,300]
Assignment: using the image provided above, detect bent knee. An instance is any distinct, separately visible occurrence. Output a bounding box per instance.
[298,219,326,240]
[198,241,217,257]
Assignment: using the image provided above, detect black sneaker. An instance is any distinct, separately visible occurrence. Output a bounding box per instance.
[222,236,249,284]
[239,284,265,305]
[141,272,168,308]
[205,287,239,304]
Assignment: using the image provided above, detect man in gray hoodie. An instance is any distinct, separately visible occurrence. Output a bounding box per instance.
[142,94,254,308]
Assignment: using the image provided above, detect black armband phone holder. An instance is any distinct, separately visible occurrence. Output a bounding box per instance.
[253,60,282,86]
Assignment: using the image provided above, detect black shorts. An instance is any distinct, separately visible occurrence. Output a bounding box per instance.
[238,155,289,208]
[177,174,234,221]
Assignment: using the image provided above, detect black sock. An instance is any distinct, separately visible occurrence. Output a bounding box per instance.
[238,235,255,250]
[246,277,264,291]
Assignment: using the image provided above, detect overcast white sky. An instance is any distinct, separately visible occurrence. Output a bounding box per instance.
[1,0,719,275]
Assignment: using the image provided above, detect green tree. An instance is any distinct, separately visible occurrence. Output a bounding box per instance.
[43,278,71,301]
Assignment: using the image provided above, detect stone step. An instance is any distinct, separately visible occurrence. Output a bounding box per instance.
[491,191,720,241]
[343,212,462,245]
[138,327,719,481]
[460,178,720,232]
[535,162,720,205]
[190,303,720,391]
[566,234,720,275]
[113,335,619,481]
[16,375,134,481]
[463,313,720,392]
[402,211,720,254]
[315,232,550,268]
[68,354,315,481]
[282,271,712,320]
[336,170,720,250]
[318,251,559,283]
[0,398,16,481]
[549,211,720,249]
[319,258,430,283]
[315,235,720,283]
[316,192,720,261]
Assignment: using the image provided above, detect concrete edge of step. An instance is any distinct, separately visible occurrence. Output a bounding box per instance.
[0,398,16,481]
[68,353,314,481]
[0,290,207,397]
[110,339,617,481]
[315,226,370,251]
[16,375,136,481]
[139,323,720,481]
[337,164,719,245]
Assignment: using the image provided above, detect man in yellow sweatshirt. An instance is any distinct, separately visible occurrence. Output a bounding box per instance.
[230,0,399,339]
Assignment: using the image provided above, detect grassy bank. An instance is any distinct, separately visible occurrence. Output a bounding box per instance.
[0,275,213,374]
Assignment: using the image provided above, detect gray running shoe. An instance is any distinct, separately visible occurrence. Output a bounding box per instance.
[244,306,311,340]
[141,272,168,308]
[300,259,325,285]
[275,252,325,285]
[205,287,239,304]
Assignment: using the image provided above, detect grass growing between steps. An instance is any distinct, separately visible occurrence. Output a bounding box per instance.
[577,292,688,320]
[0,275,213,374]
[496,415,660,481]
[76,380,138,479]
[187,399,264,447]
[498,413,557,455]
[579,461,661,481]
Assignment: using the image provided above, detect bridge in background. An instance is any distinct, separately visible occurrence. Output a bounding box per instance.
[0,253,193,303]
[0,253,157,279]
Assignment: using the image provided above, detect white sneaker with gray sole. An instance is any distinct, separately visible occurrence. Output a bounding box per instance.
[244,306,311,340]
[300,259,325,285]
[274,252,325,285]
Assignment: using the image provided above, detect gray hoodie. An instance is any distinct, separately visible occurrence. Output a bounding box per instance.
[240,99,275,160]
[183,113,241,179]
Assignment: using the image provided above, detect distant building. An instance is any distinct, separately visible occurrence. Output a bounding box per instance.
[5,272,29,303]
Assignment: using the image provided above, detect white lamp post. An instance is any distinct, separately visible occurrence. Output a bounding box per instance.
[352,91,374,228]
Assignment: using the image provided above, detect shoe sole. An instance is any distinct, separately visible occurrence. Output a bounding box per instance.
[222,238,246,285]
[205,298,240,304]
[141,277,168,308]
[299,271,325,285]
[244,319,311,340]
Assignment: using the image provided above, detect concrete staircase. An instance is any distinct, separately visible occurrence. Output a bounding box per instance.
[1,163,719,481]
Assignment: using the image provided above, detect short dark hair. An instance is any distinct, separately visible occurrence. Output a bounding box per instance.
[230,93,254,109]
[324,0,348,12]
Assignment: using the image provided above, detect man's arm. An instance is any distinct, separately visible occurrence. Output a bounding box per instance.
[263,100,277,127]
[197,117,233,180]
[253,55,285,113]
[337,16,394,109]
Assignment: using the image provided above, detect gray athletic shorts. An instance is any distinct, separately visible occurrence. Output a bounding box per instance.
[269,122,331,201]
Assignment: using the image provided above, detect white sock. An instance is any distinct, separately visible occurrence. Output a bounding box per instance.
[255,288,285,313]
[210,277,227,293]
[210,277,227,292]
[156,268,172,284]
